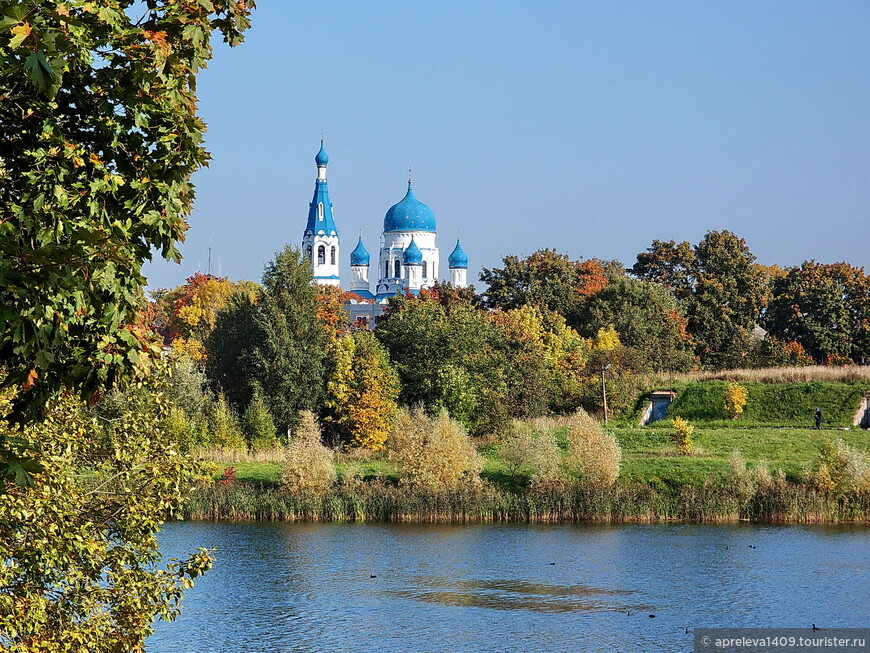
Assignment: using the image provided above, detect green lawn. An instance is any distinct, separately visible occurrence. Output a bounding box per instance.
[616,425,870,484]
[209,425,870,490]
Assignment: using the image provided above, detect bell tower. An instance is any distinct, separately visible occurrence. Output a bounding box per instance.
[302,140,340,286]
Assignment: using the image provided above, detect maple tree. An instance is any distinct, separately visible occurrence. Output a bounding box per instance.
[0,0,253,418]
[0,1,253,646]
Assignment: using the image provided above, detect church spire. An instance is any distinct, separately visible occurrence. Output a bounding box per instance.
[302,140,340,287]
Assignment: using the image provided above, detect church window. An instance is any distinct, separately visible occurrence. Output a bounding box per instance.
[317,245,326,265]
[318,202,324,221]
[422,261,428,278]
[330,247,336,265]
[394,260,401,278]
[385,261,389,278]
[306,246,312,261]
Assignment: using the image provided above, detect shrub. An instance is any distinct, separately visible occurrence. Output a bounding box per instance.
[724,382,748,419]
[281,411,336,495]
[218,466,237,486]
[388,408,483,490]
[210,393,246,449]
[671,416,694,455]
[499,421,564,483]
[243,391,280,452]
[528,432,566,490]
[563,409,621,489]
[728,450,754,499]
[816,439,870,494]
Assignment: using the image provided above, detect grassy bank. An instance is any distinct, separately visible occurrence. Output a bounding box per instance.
[184,374,870,524]
[199,426,870,489]
[658,381,869,427]
[185,425,870,523]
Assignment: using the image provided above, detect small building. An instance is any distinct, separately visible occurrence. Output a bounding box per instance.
[640,391,676,425]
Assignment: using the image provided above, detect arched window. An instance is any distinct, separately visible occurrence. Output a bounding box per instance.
[422,261,428,278]
[306,246,312,261]
[330,246,336,265]
[318,202,324,221]
[394,260,401,278]
[317,245,326,265]
[385,261,389,278]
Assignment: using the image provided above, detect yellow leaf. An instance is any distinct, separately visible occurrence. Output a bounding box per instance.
[9,22,32,48]
[11,22,32,38]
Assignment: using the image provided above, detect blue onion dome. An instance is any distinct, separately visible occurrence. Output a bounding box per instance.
[384,182,436,232]
[402,237,423,265]
[315,141,329,165]
[448,239,468,269]
[349,237,370,266]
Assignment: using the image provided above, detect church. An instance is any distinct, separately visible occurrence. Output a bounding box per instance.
[301,141,469,324]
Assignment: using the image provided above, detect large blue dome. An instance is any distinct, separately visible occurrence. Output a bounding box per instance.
[384,183,436,233]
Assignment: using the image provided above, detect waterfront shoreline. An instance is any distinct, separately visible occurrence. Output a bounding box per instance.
[180,482,870,524]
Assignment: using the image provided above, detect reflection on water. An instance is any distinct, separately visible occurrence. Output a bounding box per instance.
[148,522,870,653]
[392,577,634,613]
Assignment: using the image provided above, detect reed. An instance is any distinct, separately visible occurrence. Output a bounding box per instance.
[180,479,870,524]
[191,446,284,464]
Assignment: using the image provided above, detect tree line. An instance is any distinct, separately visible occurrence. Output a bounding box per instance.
[144,230,870,449]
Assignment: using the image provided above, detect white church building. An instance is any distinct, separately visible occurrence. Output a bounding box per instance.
[302,141,468,324]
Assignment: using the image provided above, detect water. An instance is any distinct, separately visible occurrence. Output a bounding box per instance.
[149,522,870,652]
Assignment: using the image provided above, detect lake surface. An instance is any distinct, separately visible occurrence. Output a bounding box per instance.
[149,522,870,653]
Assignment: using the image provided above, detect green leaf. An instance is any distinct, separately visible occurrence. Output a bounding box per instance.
[0,454,44,489]
[24,50,61,97]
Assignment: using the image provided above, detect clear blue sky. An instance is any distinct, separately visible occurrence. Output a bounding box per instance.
[144,1,870,291]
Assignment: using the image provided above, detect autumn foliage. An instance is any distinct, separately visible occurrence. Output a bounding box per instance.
[724,382,749,419]
[324,331,399,450]
[281,411,336,495]
[563,409,621,488]
[388,408,483,490]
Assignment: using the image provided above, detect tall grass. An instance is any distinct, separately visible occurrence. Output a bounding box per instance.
[670,366,870,384]
[191,446,284,464]
[181,478,870,524]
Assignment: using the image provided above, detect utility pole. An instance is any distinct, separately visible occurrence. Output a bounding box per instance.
[602,364,612,424]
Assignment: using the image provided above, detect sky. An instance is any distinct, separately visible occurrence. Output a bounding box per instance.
[143,1,870,291]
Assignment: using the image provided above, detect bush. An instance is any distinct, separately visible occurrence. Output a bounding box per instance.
[671,416,694,455]
[563,409,621,488]
[724,382,748,419]
[210,393,246,449]
[281,411,336,495]
[498,421,563,483]
[388,408,483,490]
[243,391,280,452]
[816,439,870,494]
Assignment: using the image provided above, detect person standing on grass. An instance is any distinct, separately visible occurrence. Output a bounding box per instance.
[814,408,823,430]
